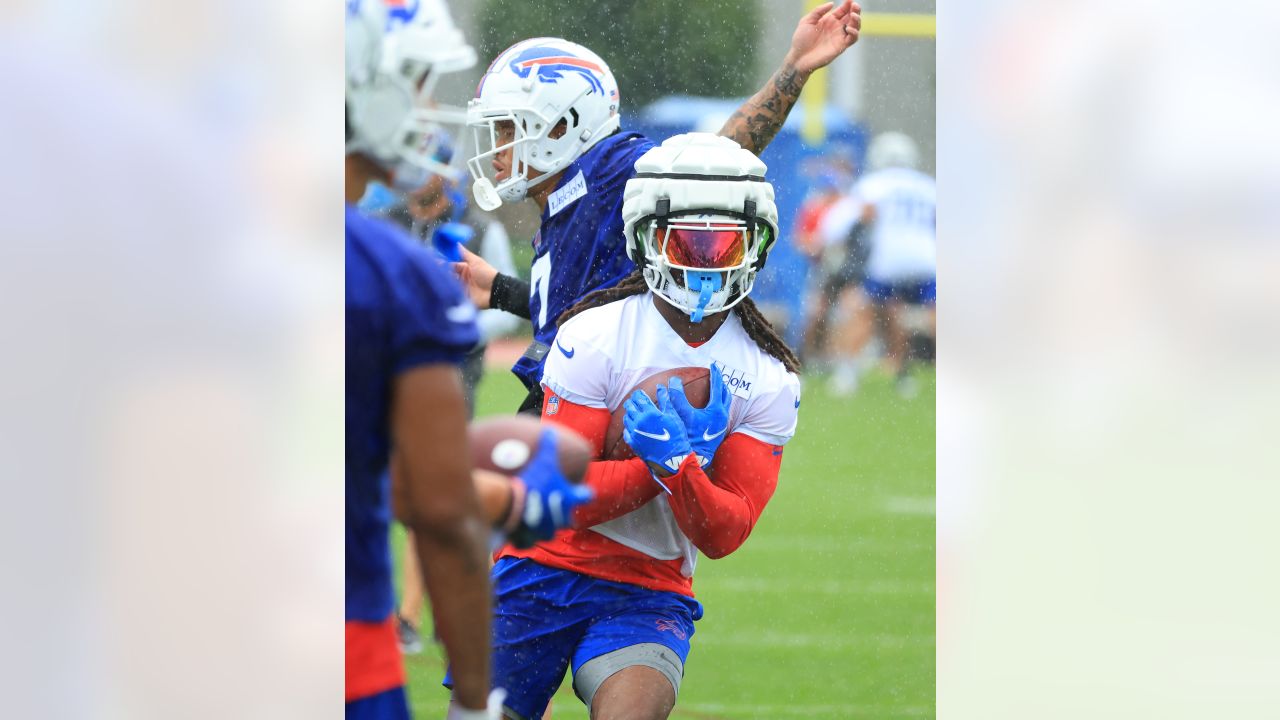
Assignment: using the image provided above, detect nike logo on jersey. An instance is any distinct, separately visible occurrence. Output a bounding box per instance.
[446,301,477,324]
[556,340,575,358]
[794,398,801,409]
[702,426,726,442]
[633,428,670,442]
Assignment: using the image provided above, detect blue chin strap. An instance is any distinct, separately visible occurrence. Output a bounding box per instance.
[685,271,722,323]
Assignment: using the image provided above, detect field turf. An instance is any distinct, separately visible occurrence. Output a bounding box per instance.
[394,364,935,719]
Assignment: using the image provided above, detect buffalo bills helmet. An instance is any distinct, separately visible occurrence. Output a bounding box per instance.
[466,38,620,210]
[622,133,778,322]
[346,0,477,190]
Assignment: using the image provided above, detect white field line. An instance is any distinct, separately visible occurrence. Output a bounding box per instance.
[745,534,933,553]
[882,496,936,515]
[677,701,934,717]
[693,630,934,650]
[700,576,933,596]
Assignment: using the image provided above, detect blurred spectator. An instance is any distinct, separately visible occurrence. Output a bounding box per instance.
[819,132,936,397]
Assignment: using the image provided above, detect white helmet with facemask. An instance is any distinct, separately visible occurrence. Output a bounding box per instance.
[466,38,620,210]
[345,0,477,191]
[866,131,920,172]
[622,133,778,323]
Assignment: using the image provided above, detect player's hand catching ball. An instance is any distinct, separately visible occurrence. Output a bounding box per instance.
[623,386,693,479]
[505,429,593,548]
[667,364,732,469]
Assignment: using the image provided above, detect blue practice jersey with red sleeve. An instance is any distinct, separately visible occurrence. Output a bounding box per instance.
[346,203,479,623]
[513,130,655,389]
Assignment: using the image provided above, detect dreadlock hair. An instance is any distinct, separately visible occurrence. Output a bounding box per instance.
[557,269,802,374]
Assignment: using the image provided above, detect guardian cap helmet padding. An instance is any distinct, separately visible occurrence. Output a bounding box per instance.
[622,133,779,322]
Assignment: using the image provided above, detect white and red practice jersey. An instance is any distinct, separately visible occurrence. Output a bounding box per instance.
[498,292,801,596]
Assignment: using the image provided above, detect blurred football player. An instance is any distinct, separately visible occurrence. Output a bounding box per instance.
[456,133,801,720]
[453,1,862,414]
[819,131,936,397]
[794,167,855,365]
[345,2,588,718]
[358,170,523,655]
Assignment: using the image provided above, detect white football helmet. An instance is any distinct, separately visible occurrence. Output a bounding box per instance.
[622,133,778,322]
[346,0,477,190]
[866,131,920,172]
[466,38,621,210]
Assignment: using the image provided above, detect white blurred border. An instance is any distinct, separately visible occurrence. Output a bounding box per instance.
[0,1,341,717]
[939,0,1280,717]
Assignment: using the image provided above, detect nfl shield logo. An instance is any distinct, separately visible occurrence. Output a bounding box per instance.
[546,394,560,416]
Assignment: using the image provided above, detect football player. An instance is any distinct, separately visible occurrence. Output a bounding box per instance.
[453,1,862,414]
[819,131,936,397]
[345,2,589,718]
[466,133,802,720]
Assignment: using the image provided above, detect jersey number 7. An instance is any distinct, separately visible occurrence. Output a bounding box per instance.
[531,253,552,329]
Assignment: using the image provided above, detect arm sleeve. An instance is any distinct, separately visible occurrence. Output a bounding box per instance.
[475,223,522,343]
[540,392,663,528]
[490,272,532,319]
[662,432,783,559]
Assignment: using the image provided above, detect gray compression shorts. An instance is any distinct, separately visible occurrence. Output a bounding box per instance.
[572,643,685,711]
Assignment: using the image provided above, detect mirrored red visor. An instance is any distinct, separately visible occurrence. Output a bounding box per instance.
[658,225,747,269]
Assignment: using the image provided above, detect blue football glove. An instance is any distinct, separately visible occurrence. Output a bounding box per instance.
[506,429,593,549]
[667,364,733,468]
[623,386,693,480]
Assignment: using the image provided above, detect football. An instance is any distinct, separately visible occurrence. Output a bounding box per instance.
[469,415,592,483]
[602,366,711,460]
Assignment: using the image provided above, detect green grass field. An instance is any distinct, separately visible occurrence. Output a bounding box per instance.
[395,365,935,719]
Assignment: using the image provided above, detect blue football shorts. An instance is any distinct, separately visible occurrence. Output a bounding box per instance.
[863,276,936,305]
[445,557,703,720]
[346,686,409,720]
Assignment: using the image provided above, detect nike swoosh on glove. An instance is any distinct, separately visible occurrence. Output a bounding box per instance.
[506,429,593,548]
[623,386,693,478]
[667,363,733,468]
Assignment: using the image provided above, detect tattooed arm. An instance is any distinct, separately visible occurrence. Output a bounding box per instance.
[721,63,811,156]
[719,1,862,155]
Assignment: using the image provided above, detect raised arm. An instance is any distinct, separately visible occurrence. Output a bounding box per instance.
[719,1,862,154]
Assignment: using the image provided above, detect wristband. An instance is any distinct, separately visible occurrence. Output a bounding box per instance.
[490,273,532,319]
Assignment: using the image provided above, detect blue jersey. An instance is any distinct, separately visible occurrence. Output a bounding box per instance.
[514,130,655,389]
[346,204,478,623]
